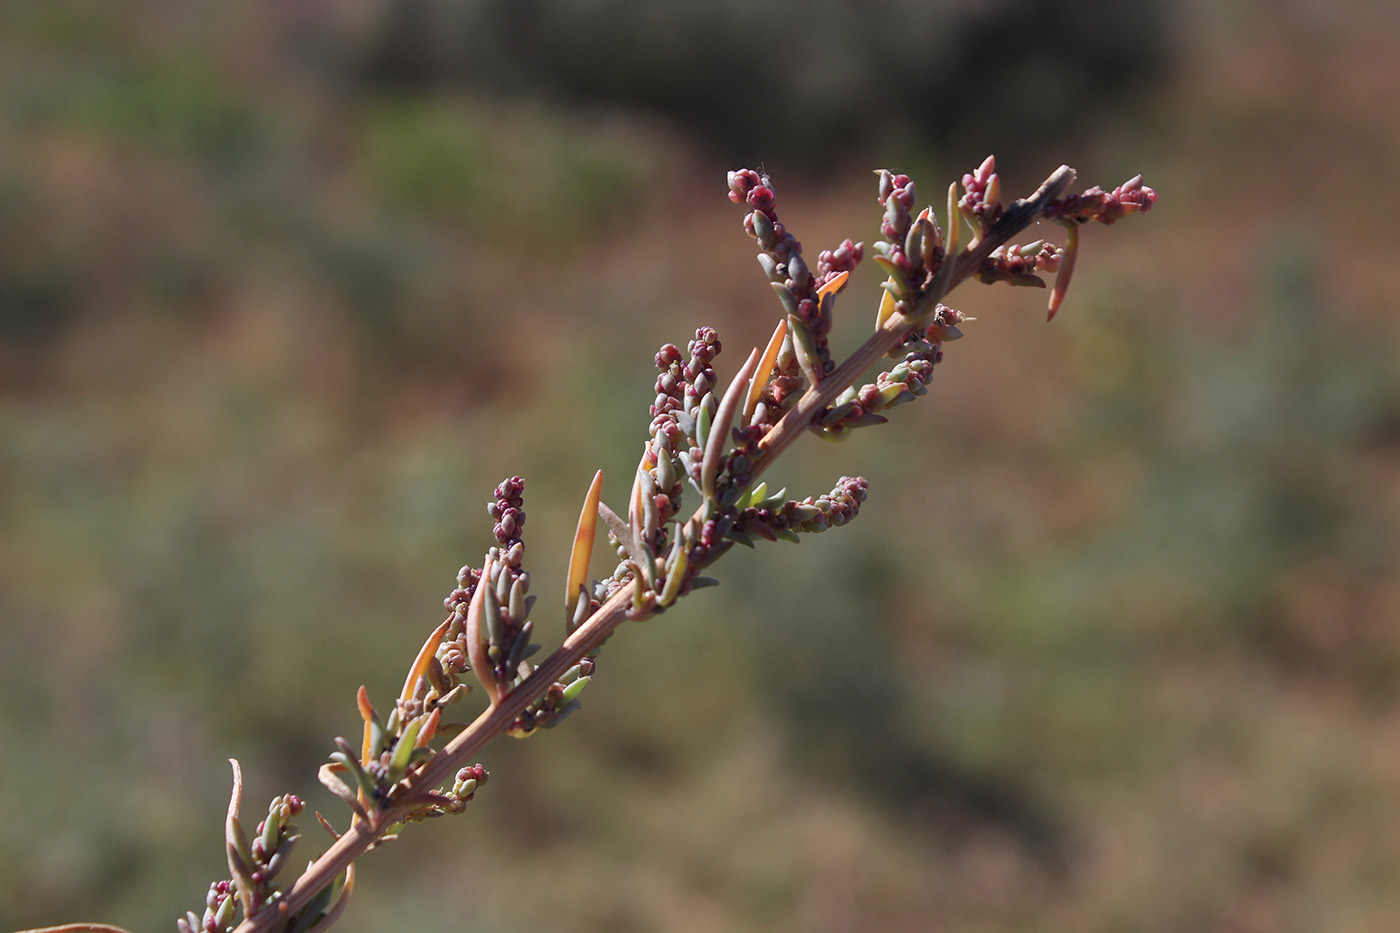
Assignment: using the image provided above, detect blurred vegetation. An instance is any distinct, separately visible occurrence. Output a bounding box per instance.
[3,2,1399,932]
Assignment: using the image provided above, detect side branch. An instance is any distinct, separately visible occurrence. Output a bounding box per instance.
[752,164,1076,475]
[238,164,1080,933]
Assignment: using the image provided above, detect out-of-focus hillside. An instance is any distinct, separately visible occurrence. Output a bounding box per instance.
[2,2,1399,932]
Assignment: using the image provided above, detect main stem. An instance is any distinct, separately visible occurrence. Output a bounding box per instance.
[233,163,1076,933]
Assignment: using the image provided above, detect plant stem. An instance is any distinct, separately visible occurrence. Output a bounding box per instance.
[232,162,1075,933]
[752,164,1076,474]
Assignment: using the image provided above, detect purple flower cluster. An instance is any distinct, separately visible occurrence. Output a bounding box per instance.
[1047,175,1158,224]
[733,476,869,541]
[869,169,949,323]
[648,327,722,521]
[190,880,235,933]
[436,477,541,716]
[814,332,950,440]
[728,169,865,381]
[182,792,308,933]
[977,239,1064,288]
[959,155,1003,228]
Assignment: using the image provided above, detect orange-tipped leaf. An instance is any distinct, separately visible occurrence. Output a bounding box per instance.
[565,469,604,623]
[745,318,788,421]
[815,269,848,302]
[400,619,450,704]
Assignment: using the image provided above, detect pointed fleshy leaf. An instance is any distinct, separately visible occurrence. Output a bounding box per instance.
[947,181,962,253]
[815,269,849,302]
[494,562,511,609]
[357,685,380,767]
[570,585,593,630]
[259,802,283,858]
[739,481,767,511]
[658,542,689,607]
[769,281,799,314]
[638,466,659,543]
[1047,222,1079,321]
[480,585,503,660]
[872,254,902,278]
[508,576,528,622]
[463,573,500,706]
[745,318,788,421]
[418,707,442,746]
[787,251,810,291]
[387,714,427,784]
[756,252,779,281]
[757,486,788,510]
[400,620,450,705]
[331,738,380,800]
[930,182,962,299]
[701,348,760,499]
[560,675,591,706]
[876,281,897,329]
[918,215,941,271]
[633,534,657,590]
[504,618,536,674]
[695,399,713,453]
[786,314,823,388]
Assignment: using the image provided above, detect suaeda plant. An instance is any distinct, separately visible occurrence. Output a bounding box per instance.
[18,158,1154,933]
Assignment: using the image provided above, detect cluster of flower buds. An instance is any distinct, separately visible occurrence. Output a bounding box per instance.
[391,762,491,822]
[442,478,594,735]
[870,169,949,321]
[183,880,236,933]
[324,684,442,819]
[246,795,304,892]
[814,334,950,440]
[1047,174,1157,225]
[728,168,864,388]
[729,476,869,543]
[644,329,722,546]
[1039,174,1156,319]
[584,326,737,619]
[959,155,1004,229]
[508,657,594,737]
[444,764,489,812]
[977,239,1064,288]
[436,478,540,707]
[189,788,306,933]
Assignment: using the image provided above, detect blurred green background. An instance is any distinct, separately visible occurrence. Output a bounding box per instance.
[3,1,1398,931]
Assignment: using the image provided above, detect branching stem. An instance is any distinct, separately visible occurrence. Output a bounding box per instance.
[232,163,1078,933]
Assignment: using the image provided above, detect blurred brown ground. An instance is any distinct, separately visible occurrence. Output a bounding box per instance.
[2,2,1399,932]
